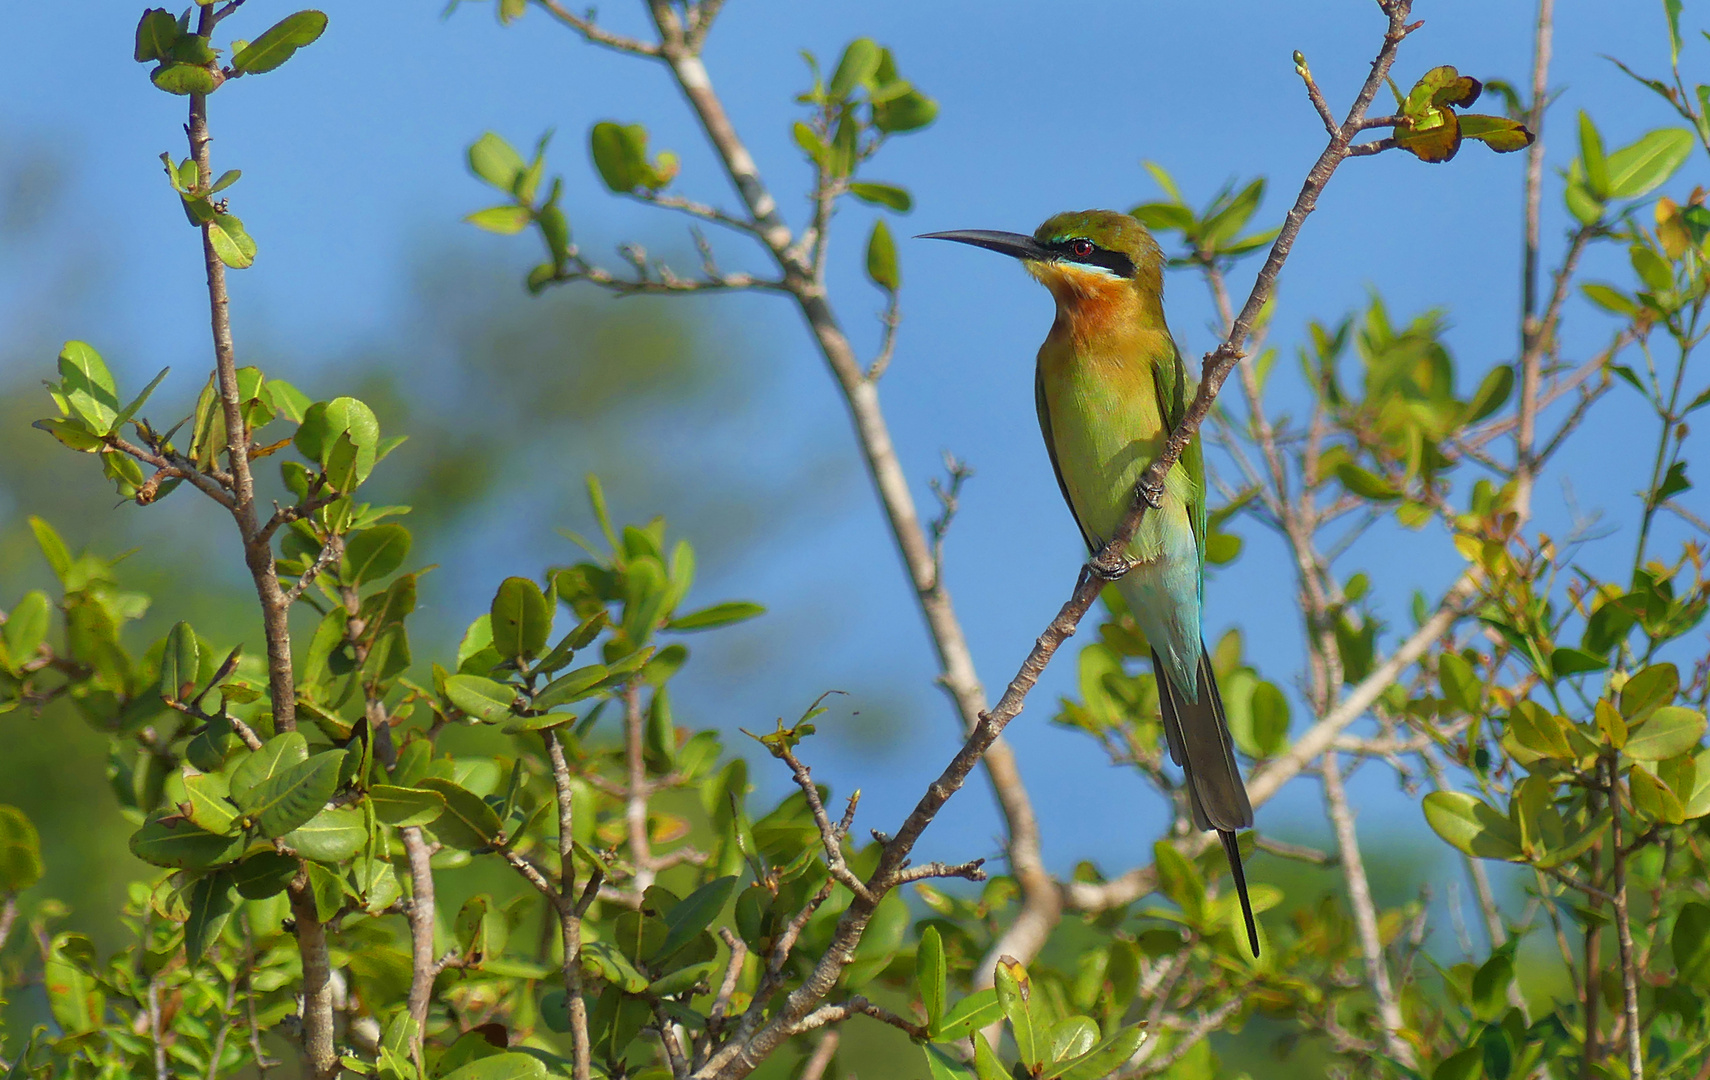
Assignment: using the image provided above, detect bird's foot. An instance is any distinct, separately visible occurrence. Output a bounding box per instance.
[1136,474,1167,510]
[1087,551,1134,581]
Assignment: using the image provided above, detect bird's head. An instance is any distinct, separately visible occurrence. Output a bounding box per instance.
[921,209,1166,319]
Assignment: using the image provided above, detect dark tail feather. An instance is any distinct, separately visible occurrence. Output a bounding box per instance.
[1220,829,1259,957]
[1155,643,1259,957]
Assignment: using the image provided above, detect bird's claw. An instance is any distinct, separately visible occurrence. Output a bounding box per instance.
[1137,475,1167,510]
[1088,552,1134,581]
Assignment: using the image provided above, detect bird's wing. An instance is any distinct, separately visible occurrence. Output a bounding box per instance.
[1036,363,1098,552]
[1152,339,1207,585]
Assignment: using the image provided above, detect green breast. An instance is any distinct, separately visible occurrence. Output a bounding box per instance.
[1038,352,1198,564]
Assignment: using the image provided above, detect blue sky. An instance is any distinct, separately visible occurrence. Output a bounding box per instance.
[3,1,1701,897]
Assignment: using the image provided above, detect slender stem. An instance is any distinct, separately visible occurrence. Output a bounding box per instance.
[205,968,240,1080]
[547,730,592,1080]
[401,825,437,1061]
[148,975,168,1080]
[187,5,296,733]
[1610,766,1644,1080]
[624,682,656,899]
[1320,752,1414,1068]
[288,880,338,1080]
[1520,0,1556,338]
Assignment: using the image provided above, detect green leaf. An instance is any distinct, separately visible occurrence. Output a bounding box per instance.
[828,38,881,99]
[134,8,180,62]
[1050,1027,1146,1080]
[230,732,309,808]
[917,925,947,1029]
[1551,646,1610,678]
[492,576,552,660]
[182,772,239,834]
[150,62,218,95]
[995,957,1039,1068]
[1631,245,1674,293]
[1458,113,1534,152]
[971,1034,1006,1080]
[468,131,526,191]
[369,784,447,827]
[934,988,1001,1043]
[1582,283,1638,317]
[287,805,367,862]
[1621,663,1679,720]
[849,181,912,212]
[1674,902,1710,986]
[231,10,328,75]
[658,875,739,962]
[231,851,298,899]
[418,778,503,849]
[1579,111,1609,199]
[1335,461,1401,501]
[581,940,650,993]
[1439,652,1480,712]
[530,666,612,717]
[130,809,245,869]
[29,516,71,582]
[1130,201,1195,233]
[343,524,410,585]
[864,218,899,293]
[110,367,170,436]
[1046,1016,1098,1063]
[1434,1047,1484,1080]
[1202,179,1264,247]
[1625,706,1705,761]
[1605,128,1694,199]
[466,205,533,234]
[439,1052,548,1080]
[159,620,200,704]
[247,750,345,838]
[1422,790,1523,860]
[589,121,675,193]
[58,341,119,434]
[184,870,235,963]
[925,1047,975,1080]
[872,88,938,133]
[208,213,257,269]
[1465,364,1514,423]
[445,673,518,724]
[45,934,103,1035]
[1247,680,1289,758]
[32,418,104,452]
[0,805,44,892]
[1152,839,1205,920]
[3,592,51,674]
[1470,948,1514,1021]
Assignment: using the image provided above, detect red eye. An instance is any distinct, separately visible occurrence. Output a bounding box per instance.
[1070,239,1094,258]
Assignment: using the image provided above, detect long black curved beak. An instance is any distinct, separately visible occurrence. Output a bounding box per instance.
[917,229,1052,262]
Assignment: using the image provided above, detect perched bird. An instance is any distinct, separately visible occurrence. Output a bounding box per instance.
[922,211,1258,956]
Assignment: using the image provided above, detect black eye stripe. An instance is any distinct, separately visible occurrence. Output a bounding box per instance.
[1044,238,1136,278]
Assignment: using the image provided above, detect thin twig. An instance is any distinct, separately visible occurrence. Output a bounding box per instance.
[1321,752,1414,1068]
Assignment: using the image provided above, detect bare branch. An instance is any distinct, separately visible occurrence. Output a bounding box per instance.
[786,996,929,1040]
[798,1030,840,1080]
[544,730,592,1080]
[1321,752,1415,1068]
[534,0,661,55]
[1129,996,1242,1076]
[892,858,987,885]
[775,744,873,902]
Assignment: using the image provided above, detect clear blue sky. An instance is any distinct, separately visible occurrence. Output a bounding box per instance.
[2,1,1698,889]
